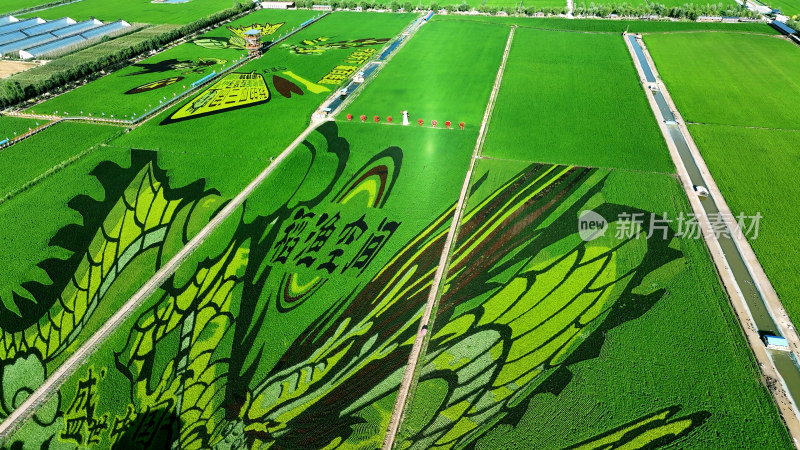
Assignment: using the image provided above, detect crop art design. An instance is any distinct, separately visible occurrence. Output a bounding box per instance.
[284,37,392,55]
[161,72,271,124]
[397,164,709,448]
[125,76,186,95]
[193,22,285,51]
[126,58,227,77]
[1,123,708,448]
[159,69,331,124]
[0,150,221,448]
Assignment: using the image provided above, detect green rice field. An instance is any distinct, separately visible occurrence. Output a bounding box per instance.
[0,122,267,385]
[0,122,124,346]
[768,0,800,17]
[482,27,673,172]
[0,13,797,450]
[430,14,778,33]
[0,122,122,198]
[0,0,53,14]
[0,116,41,141]
[5,116,792,448]
[519,0,568,8]
[114,11,416,155]
[26,9,320,119]
[4,122,479,448]
[344,20,509,129]
[20,0,251,25]
[690,125,800,330]
[0,11,418,417]
[483,0,526,8]
[645,32,800,129]
[398,159,789,448]
[646,31,800,328]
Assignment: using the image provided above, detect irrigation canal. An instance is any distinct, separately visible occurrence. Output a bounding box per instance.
[627,33,800,420]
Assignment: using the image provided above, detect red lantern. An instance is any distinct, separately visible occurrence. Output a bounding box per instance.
[446,120,451,129]
[418,119,424,126]
[432,120,437,127]
[347,114,353,121]
[374,115,380,123]
[459,122,465,130]
[387,116,393,123]
[360,114,367,123]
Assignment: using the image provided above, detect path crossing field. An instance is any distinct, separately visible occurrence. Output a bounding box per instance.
[0,13,797,450]
[114,11,417,155]
[646,31,800,328]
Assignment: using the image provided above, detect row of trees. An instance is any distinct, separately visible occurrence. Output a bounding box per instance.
[574,1,758,18]
[0,2,256,108]
[296,0,759,19]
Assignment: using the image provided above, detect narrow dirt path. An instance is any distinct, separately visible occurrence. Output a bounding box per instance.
[0,12,424,441]
[381,25,517,450]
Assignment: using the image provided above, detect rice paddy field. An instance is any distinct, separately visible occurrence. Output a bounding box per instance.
[0,10,798,450]
[430,14,779,33]
[645,32,800,129]
[5,121,480,448]
[645,31,800,327]
[0,119,269,377]
[0,116,40,140]
[397,160,789,448]
[481,26,673,172]
[0,0,53,14]
[19,0,252,25]
[689,125,800,326]
[343,20,509,129]
[0,123,122,312]
[114,11,416,155]
[0,121,121,198]
[518,0,566,8]
[769,0,800,16]
[26,9,321,119]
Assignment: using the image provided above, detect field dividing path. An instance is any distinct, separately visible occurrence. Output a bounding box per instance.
[5,11,330,128]
[382,25,517,450]
[0,118,61,149]
[624,32,800,446]
[0,119,331,441]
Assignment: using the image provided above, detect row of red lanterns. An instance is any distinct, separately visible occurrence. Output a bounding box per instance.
[346,114,465,130]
